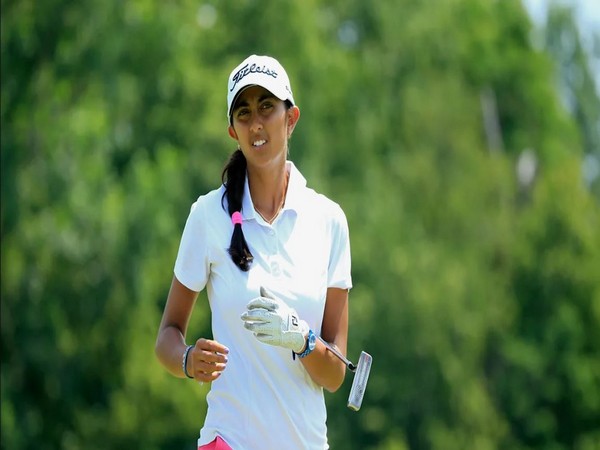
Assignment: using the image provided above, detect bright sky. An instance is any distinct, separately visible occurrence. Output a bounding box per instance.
[523,0,600,31]
[523,0,599,90]
[522,0,599,180]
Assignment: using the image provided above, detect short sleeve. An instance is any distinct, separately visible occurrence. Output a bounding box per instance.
[327,205,352,290]
[174,196,211,292]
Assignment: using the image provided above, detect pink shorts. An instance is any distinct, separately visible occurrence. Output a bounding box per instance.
[198,436,232,450]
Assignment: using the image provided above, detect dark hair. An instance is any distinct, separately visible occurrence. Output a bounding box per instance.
[221,149,253,271]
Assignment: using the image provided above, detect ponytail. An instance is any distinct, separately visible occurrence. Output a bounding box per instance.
[221,149,253,271]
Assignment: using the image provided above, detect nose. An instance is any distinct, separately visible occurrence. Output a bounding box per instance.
[249,113,263,133]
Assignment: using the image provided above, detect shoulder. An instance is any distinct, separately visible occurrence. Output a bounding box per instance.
[289,162,346,222]
[189,185,226,214]
[184,185,230,231]
[304,187,347,223]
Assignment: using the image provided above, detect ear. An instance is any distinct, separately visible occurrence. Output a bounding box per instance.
[286,106,300,138]
[228,125,238,141]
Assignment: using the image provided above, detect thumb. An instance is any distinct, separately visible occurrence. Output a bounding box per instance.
[260,286,276,299]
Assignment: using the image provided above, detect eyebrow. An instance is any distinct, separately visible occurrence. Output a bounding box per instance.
[234,93,276,110]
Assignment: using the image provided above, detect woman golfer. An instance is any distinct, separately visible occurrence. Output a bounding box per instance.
[155,54,352,450]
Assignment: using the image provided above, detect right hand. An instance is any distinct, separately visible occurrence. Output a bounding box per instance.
[187,338,229,383]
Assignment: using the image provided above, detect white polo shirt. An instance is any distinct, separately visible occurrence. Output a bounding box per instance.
[174,161,352,450]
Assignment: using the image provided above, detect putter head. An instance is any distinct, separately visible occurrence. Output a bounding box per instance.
[347,351,372,411]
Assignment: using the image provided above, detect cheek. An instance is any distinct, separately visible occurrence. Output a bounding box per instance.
[267,114,288,137]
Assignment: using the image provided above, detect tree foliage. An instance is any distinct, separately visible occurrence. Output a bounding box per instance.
[2,1,599,449]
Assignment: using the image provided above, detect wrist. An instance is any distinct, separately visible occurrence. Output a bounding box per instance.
[296,333,308,354]
[292,320,310,353]
[296,329,316,359]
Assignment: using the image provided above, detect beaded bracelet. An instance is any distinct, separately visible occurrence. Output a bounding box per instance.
[182,345,194,379]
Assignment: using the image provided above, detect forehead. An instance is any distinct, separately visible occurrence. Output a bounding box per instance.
[233,85,276,107]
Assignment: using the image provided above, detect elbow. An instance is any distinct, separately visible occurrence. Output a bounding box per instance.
[154,332,165,363]
[324,381,343,393]
[324,383,342,394]
[154,332,160,355]
[154,344,161,366]
[323,369,346,393]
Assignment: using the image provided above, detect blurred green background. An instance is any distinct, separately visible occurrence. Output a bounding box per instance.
[2,0,599,449]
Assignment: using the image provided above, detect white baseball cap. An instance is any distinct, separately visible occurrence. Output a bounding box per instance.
[227,54,295,121]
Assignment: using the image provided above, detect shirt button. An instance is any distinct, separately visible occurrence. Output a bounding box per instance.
[268,229,275,236]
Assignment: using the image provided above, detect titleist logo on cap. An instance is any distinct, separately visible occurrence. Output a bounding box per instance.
[230,63,278,92]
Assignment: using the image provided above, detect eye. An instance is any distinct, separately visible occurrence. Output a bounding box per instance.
[260,101,274,111]
[236,108,250,119]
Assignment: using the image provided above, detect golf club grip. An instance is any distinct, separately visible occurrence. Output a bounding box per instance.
[317,336,356,371]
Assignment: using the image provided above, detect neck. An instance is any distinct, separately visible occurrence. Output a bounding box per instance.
[249,163,289,224]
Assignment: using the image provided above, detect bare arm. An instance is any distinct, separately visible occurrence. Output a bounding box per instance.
[298,287,349,392]
[155,276,228,381]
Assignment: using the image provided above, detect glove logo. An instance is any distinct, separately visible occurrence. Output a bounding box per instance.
[291,315,298,327]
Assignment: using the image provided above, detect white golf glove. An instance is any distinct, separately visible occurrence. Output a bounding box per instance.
[241,286,309,354]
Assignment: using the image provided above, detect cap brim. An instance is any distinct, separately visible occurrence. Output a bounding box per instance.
[228,78,293,120]
[228,85,253,119]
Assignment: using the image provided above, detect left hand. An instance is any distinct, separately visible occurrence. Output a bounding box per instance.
[241,286,308,353]
[188,338,229,383]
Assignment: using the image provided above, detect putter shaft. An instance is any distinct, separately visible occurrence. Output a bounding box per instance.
[317,336,357,371]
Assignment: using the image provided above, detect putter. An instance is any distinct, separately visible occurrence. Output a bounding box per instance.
[317,336,372,411]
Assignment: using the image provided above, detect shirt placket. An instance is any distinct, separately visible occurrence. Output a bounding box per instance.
[265,225,282,278]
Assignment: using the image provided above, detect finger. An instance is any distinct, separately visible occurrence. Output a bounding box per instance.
[243,320,268,332]
[242,310,276,332]
[193,358,227,373]
[195,338,229,355]
[189,348,228,383]
[196,355,227,370]
[243,320,255,331]
[193,348,229,365]
[247,297,278,311]
[254,332,278,346]
[243,319,268,332]
[194,366,225,383]
[245,320,278,334]
[241,309,272,323]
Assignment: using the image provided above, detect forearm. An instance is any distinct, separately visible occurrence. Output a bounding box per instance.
[301,287,349,392]
[300,339,347,392]
[155,325,189,378]
[155,276,198,378]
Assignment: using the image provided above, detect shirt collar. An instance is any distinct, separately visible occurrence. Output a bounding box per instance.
[241,161,307,220]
